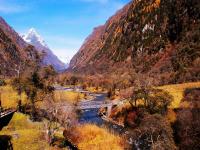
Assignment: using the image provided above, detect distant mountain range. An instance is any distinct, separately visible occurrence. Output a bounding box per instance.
[69,0,200,84]
[22,28,67,71]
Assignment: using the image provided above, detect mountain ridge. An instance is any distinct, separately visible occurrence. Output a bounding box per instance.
[22,28,67,71]
[0,16,39,76]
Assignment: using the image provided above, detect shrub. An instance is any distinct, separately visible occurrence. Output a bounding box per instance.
[0,79,6,86]
[147,89,173,115]
[129,114,176,150]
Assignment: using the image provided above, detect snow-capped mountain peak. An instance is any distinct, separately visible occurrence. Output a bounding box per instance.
[22,28,48,48]
[21,28,67,71]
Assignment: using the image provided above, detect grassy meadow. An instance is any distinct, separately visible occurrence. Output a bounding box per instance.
[0,82,85,109]
[54,90,84,104]
[158,82,200,108]
[0,113,49,150]
[0,113,67,150]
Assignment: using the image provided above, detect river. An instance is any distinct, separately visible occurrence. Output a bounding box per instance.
[78,93,106,125]
[55,86,131,148]
[54,86,105,125]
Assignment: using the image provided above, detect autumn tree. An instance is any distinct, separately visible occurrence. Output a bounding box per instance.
[11,46,55,120]
[147,89,172,115]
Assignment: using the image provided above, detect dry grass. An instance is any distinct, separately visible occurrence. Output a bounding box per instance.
[158,82,200,108]
[0,85,27,109]
[54,90,84,104]
[65,124,125,150]
[0,83,84,108]
[0,113,53,150]
[110,82,200,124]
[86,87,103,93]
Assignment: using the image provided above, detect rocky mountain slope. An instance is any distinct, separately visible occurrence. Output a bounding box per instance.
[69,3,132,74]
[22,28,67,71]
[69,0,200,84]
[0,17,38,76]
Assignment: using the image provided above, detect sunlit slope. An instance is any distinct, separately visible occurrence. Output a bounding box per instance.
[158,82,200,108]
[0,113,50,150]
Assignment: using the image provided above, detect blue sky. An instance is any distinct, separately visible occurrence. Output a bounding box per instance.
[0,0,130,63]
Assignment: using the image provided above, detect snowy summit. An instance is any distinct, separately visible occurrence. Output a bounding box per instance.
[22,28,67,71]
[22,28,48,48]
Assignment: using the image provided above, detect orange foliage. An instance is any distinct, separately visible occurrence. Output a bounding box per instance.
[143,0,161,13]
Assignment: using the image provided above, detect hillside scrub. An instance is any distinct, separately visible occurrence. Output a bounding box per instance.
[68,0,200,86]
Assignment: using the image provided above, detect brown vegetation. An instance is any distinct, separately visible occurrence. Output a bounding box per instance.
[173,88,200,150]
[68,0,200,86]
[63,124,125,150]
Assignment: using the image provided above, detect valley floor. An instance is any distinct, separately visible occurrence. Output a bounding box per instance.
[0,81,200,149]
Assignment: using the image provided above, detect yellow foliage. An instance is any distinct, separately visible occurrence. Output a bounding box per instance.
[54,90,84,104]
[158,82,200,108]
[86,87,97,93]
[73,124,125,150]
[86,86,103,93]
[0,85,27,109]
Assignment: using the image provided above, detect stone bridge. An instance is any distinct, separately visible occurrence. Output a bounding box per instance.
[77,99,125,116]
[54,86,126,117]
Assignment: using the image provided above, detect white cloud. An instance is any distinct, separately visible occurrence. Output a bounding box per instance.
[0,0,29,13]
[51,47,79,64]
[44,35,84,63]
[46,36,83,46]
[80,0,109,4]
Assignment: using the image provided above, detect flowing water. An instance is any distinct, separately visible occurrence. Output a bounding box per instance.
[78,93,106,125]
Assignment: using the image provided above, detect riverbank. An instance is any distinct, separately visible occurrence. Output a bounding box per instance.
[63,124,125,150]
